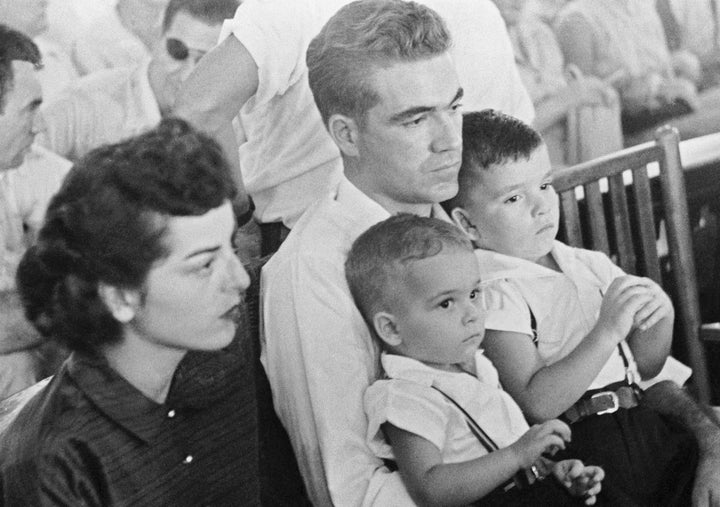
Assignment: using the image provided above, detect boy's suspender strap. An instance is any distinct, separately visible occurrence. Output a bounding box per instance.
[431,383,539,492]
[431,384,498,453]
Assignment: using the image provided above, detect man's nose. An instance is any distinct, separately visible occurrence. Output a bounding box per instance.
[431,111,462,153]
[31,110,46,136]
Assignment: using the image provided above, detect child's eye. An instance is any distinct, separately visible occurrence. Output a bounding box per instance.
[469,288,480,300]
[451,102,463,113]
[540,182,553,191]
[439,298,454,309]
[504,195,520,204]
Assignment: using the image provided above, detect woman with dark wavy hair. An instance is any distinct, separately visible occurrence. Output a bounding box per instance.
[0,118,260,505]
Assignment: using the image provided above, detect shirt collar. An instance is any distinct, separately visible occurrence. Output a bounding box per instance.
[381,351,478,386]
[335,176,452,229]
[67,351,166,443]
[476,240,566,282]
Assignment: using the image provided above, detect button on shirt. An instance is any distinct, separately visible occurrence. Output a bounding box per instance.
[477,241,640,390]
[39,60,161,162]
[365,352,529,465]
[0,335,260,506]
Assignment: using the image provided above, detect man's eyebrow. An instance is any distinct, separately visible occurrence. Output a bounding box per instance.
[389,87,464,123]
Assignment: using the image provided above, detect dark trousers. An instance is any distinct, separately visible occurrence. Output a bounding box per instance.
[559,406,698,507]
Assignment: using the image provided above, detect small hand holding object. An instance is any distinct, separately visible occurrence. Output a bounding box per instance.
[508,419,570,469]
[552,459,604,505]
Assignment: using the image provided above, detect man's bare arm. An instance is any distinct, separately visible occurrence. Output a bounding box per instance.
[642,380,720,507]
[173,35,259,216]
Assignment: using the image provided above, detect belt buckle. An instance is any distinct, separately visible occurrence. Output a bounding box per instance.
[591,391,619,415]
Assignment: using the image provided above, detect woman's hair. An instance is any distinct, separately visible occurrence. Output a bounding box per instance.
[16,118,236,353]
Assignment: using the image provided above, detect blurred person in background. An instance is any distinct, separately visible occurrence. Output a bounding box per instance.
[0,25,71,400]
[38,0,238,162]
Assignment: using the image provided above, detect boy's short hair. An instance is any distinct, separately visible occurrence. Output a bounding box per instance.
[444,109,543,212]
[345,214,473,328]
[307,0,452,128]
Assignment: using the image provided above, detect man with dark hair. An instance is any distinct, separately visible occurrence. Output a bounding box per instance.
[38,0,239,162]
[0,118,261,505]
[260,1,467,504]
[0,24,71,400]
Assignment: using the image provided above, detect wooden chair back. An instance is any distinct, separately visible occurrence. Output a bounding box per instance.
[551,126,711,402]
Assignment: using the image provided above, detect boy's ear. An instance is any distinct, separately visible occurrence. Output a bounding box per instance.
[451,207,481,243]
[373,311,402,348]
[327,113,360,157]
[98,283,140,324]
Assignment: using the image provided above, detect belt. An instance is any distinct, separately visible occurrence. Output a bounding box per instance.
[563,385,642,424]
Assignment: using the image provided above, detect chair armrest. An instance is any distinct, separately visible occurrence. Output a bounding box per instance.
[700,322,720,343]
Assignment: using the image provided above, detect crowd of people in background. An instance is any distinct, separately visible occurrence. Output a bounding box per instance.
[2,0,720,505]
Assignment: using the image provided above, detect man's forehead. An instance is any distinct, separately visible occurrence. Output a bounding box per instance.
[366,54,460,113]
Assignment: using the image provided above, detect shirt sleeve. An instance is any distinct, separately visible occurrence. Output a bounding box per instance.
[481,279,534,337]
[261,247,416,507]
[365,379,451,458]
[219,0,320,105]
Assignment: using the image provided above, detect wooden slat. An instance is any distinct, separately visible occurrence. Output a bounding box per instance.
[559,191,583,247]
[608,172,636,274]
[583,181,609,255]
[631,166,661,283]
[656,127,710,403]
[552,142,661,192]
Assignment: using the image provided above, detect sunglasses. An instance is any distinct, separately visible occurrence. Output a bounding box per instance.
[166,38,190,61]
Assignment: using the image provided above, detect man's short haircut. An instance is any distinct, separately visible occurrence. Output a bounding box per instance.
[307,0,452,127]
[162,0,239,32]
[17,118,237,353]
[0,24,42,113]
[443,109,543,212]
[346,214,472,328]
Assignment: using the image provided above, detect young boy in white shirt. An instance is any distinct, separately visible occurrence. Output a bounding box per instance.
[345,213,607,506]
[443,109,705,505]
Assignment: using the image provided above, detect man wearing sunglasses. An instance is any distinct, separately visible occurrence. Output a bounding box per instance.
[37,0,238,162]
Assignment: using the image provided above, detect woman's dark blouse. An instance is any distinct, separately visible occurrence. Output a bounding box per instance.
[0,335,260,506]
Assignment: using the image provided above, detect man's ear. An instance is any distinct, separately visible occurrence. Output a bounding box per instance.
[97,283,140,324]
[451,207,480,243]
[327,113,360,157]
[372,311,402,348]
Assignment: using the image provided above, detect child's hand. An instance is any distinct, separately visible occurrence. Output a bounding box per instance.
[596,275,654,343]
[508,419,570,469]
[552,459,604,505]
[631,278,674,332]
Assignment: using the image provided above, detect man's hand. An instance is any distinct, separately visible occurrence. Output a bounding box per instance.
[692,447,720,507]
